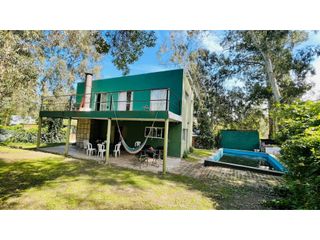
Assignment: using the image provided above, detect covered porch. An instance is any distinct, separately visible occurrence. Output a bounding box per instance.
[37,114,182,174]
[39,145,181,174]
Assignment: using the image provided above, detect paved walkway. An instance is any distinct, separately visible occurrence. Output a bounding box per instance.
[170,161,282,189]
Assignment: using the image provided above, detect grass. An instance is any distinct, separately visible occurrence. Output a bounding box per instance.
[0,146,277,210]
[0,146,218,209]
[184,148,215,162]
[0,142,65,150]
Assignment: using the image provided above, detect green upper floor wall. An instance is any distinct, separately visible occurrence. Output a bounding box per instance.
[76,69,184,115]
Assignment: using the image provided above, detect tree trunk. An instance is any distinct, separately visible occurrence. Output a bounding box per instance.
[268,109,274,139]
[249,32,281,139]
[261,53,281,102]
[249,31,281,102]
[268,100,277,139]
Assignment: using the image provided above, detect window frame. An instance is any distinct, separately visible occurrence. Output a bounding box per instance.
[95,93,108,111]
[150,89,168,111]
[144,126,164,139]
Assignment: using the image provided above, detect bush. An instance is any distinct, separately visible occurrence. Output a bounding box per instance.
[194,134,215,149]
[41,118,66,143]
[279,126,320,209]
[8,126,38,143]
[270,101,320,209]
[0,120,66,144]
[0,125,38,143]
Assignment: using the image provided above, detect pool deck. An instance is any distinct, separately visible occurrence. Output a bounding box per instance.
[171,161,282,189]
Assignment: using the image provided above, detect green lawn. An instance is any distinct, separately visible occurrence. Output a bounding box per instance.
[0,146,276,209]
[184,148,215,162]
[0,146,220,210]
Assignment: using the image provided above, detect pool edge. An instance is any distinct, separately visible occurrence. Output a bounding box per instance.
[204,159,285,176]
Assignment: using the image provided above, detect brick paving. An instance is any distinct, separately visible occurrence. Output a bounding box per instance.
[170,161,283,189]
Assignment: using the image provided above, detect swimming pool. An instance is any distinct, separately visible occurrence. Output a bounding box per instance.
[204,148,287,175]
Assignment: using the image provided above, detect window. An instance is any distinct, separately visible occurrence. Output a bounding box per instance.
[145,127,164,139]
[126,91,132,111]
[118,91,133,111]
[95,93,108,111]
[150,89,168,111]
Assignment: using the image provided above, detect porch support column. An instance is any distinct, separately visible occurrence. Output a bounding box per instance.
[64,118,72,156]
[105,118,112,165]
[163,118,169,175]
[36,117,42,148]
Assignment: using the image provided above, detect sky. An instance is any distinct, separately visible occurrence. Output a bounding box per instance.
[98,30,320,101]
[100,31,174,78]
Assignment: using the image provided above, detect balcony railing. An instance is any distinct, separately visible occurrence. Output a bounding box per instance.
[40,88,181,114]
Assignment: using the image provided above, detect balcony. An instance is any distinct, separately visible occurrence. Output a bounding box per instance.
[40,88,182,121]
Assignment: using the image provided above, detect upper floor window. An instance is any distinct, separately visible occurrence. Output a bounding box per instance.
[95,93,107,111]
[150,89,168,111]
[118,91,133,111]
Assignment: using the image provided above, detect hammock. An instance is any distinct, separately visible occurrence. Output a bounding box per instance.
[112,98,159,155]
[118,133,150,155]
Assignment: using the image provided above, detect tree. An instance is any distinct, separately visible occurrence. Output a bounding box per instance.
[159,31,218,146]
[38,31,102,96]
[39,30,157,95]
[0,31,42,125]
[102,31,156,75]
[0,30,157,125]
[195,49,268,134]
[222,31,320,138]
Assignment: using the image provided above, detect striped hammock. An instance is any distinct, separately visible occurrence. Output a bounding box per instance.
[113,99,158,155]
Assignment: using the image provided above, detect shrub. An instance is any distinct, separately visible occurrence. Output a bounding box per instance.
[194,134,215,149]
[270,101,320,209]
[7,126,38,143]
[0,120,66,144]
[41,118,65,143]
[279,126,320,209]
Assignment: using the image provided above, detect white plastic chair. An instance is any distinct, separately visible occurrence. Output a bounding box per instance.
[113,142,121,157]
[134,141,141,147]
[86,143,96,156]
[97,143,106,158]
[83,140,89,150]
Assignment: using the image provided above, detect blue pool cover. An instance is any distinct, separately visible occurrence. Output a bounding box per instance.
[206,148,287,174]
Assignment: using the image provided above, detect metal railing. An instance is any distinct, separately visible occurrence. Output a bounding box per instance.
[40,88,181,113]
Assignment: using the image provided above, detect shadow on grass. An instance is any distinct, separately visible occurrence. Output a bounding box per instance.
[0,155,274,209]
[0,158,81,202]
[0,157,171,206]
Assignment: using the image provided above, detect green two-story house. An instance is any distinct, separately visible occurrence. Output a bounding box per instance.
[38,69,194,173]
